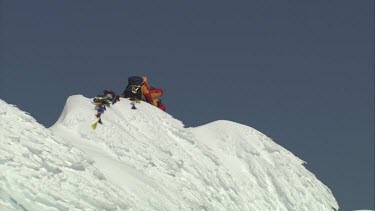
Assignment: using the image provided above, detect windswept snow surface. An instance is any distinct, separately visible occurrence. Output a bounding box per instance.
[0,99,135,210]
[1,95,339,210]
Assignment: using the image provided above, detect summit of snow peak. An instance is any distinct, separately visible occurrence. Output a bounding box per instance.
[1,96,339,211]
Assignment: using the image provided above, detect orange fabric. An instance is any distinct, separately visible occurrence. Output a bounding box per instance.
[141,82,152,103]
[152,99,166,111]
[150,88,163,98]
[140,77,165,111]
[142,76,148,84]
[152,99,159,106]
[141,84,150,95]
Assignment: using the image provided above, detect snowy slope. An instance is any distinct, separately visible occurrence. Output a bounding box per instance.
[1,95,339,210]
[0,99,142,210]
[190,122,337,210]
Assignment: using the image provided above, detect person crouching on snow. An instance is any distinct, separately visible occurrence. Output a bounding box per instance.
[122,76,166,111]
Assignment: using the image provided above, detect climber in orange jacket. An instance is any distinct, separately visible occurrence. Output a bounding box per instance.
[140,77,166,111]
[122,76,166,111]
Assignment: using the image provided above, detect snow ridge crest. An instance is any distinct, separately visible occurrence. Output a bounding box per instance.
[0,96,339,211]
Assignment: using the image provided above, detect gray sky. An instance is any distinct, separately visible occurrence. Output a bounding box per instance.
[1,1,374,210]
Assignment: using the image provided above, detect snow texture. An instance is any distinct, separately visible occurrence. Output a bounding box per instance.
[0,95,339,210]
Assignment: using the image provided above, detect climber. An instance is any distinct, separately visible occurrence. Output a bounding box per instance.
[122,76,166,111]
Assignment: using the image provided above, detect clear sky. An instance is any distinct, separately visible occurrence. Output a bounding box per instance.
[1,1,374,210]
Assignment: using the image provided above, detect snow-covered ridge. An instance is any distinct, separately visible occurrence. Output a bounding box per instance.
[0,99,132,210]
[1,95,339,210]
